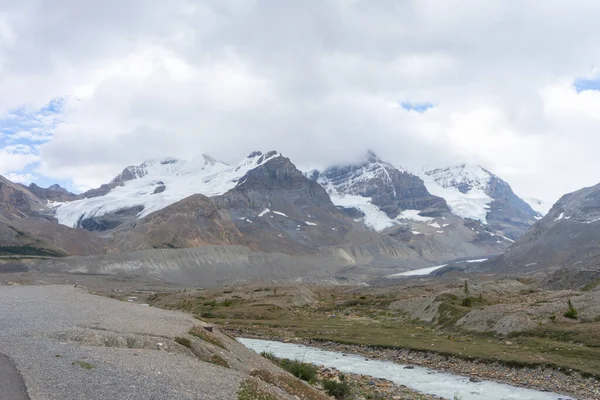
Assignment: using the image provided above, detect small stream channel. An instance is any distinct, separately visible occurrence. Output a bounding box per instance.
[238,338,575,400]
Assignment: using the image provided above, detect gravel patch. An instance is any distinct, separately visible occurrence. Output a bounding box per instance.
[0,285,246,400]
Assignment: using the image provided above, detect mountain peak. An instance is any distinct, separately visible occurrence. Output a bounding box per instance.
[247,150,279,160]
[421,163,538,237]
[200,154,221,166]
[308,152,447,230]
[365,150,381,163]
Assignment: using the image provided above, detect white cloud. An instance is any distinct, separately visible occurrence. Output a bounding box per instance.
[4,172,36,184]
[0,1,600,201]
[0,144,39,173]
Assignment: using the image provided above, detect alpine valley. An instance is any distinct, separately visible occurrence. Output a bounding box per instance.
[0,150,550,284]
[6,149,600,400]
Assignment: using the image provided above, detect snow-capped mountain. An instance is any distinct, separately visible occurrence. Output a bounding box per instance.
[307,151,448,231]
[522,197,553,218]
[50,150,432,267]
[307,153,513,260]
[421,164,539,239]
[53,151,281,229]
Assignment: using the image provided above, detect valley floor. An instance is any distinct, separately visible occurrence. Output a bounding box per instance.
[5,271,600,399]
[136,279,600,399]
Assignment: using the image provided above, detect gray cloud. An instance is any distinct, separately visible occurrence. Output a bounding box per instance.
[1,1,600,199]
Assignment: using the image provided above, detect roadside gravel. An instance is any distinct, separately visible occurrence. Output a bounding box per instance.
[0,285,243,400]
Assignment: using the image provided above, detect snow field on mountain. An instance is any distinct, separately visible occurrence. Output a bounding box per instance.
[421,165,493,224]
[54,152,280,228]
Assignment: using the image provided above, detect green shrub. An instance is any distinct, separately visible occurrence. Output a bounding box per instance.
[260,351,277,362]
[322,377,352,399]
[278,359,318,383]
[461,297,472,307]
[564,298,578,319]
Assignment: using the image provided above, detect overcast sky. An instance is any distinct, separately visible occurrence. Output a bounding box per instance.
[1,1,600,202]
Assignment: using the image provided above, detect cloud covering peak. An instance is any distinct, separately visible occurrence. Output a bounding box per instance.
[0,1,599,200]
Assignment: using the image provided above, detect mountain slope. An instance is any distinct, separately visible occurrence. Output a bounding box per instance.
[478,182,600,275]
[0,176,106,256]
[421,164,539,239]
[0,176,51,220]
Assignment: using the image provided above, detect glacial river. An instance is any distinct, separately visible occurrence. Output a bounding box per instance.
[238,338,574,400]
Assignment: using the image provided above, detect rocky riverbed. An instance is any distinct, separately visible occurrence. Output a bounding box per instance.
[229,329,598,399]
[316,366,443,400]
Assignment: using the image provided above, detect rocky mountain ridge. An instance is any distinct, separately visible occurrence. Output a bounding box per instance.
[474,182,600,276]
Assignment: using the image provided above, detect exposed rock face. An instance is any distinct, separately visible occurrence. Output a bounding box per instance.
[485,174,541,239]
[0,176,50,219]
[26,183,77,202]
[422,164,539,240]
[79,205,146,232]
[475,182,600,275]
[152,183,166,194]
[80,183,119,199]
[0,176,107,256]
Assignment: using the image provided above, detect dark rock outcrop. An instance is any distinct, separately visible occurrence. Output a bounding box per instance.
[79,205,146,232]
[26,183,77,202]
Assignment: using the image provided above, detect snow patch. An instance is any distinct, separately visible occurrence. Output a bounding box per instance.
[523,196,553,217]
[272,211,288,217]
[330,194,396,231]
[305,221,317,226]
[396,210,434,222]
[259,208,271,217]
[387,264,448,277]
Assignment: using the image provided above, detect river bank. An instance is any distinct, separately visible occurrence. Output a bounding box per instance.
[230,329,597,399]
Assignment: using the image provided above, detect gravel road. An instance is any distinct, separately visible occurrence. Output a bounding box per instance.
[0,285,243,400]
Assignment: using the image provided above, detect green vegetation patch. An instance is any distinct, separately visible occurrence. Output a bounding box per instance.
[322,376,352,400]
[72,360,95,370]
[250,369,330,400]
[237,378,278,400]
[189,326,226,349]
